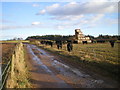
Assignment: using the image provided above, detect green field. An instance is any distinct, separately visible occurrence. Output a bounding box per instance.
[0,40,29,43]
[37,42,119,81]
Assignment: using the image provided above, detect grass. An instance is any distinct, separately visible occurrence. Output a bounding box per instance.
[1,42,31,88]
[12,46,31,88]
[0,40,29,43]
[35,42,119,81]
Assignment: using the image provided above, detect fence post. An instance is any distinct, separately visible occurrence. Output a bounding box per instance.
[11,54,15,78]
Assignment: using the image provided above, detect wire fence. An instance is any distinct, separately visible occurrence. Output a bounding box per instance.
[0,60,11,90]
[0,42,21,90]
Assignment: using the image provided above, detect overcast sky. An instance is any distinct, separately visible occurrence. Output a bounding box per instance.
[0,0,119,40]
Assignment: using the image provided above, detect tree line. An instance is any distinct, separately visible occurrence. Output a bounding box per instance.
[26,35,74,41]
[26,34,120,41]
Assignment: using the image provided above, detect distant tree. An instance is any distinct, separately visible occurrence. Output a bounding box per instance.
[13,37,17,40]
[17,38,23,40]
[96,35,119,40]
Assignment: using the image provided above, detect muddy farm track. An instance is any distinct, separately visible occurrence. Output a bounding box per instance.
[25,44,118,88]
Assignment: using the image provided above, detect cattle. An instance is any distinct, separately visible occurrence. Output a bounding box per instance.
[56,40,62,49]
[40,40,53,47]
[49,41,53,47]
[73,40,78,44]
[97,40,105,43]
[40,41,46,44]
[109,40,115,48]
[82,41,87,44]
[67,42,73,52]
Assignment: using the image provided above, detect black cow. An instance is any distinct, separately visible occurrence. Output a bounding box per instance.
[41,40,53,47]
[73,40,78,44]
[67,42,73,52]
[109,40,115,48]
[49,41,53,47]
[97,40,105,43]
[46,41,53,47]
[82,41,87,44]
[56,40,62,49]
[41,41,46,44]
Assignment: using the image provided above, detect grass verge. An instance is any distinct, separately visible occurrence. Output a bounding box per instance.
[6,43,31,88]
[36,44,119,82]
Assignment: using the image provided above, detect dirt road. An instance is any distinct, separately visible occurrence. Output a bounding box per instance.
[25,44,118,88]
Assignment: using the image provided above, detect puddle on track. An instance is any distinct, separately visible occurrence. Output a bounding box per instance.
[27,44,72,88]
[27,45,52,73]
[27,44,104,88]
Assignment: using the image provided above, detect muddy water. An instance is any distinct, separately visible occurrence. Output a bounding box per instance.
[27,44,105,88]
[27,45,52,73]
[27,44,71,88]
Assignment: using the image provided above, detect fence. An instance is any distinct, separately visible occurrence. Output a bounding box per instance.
[0,60,11,89]
[0,42,23,89]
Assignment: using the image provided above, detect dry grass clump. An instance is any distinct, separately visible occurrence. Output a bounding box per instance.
[6,43,31,88]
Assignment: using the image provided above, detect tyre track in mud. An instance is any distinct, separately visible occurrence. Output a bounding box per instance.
[25,44,116,88]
